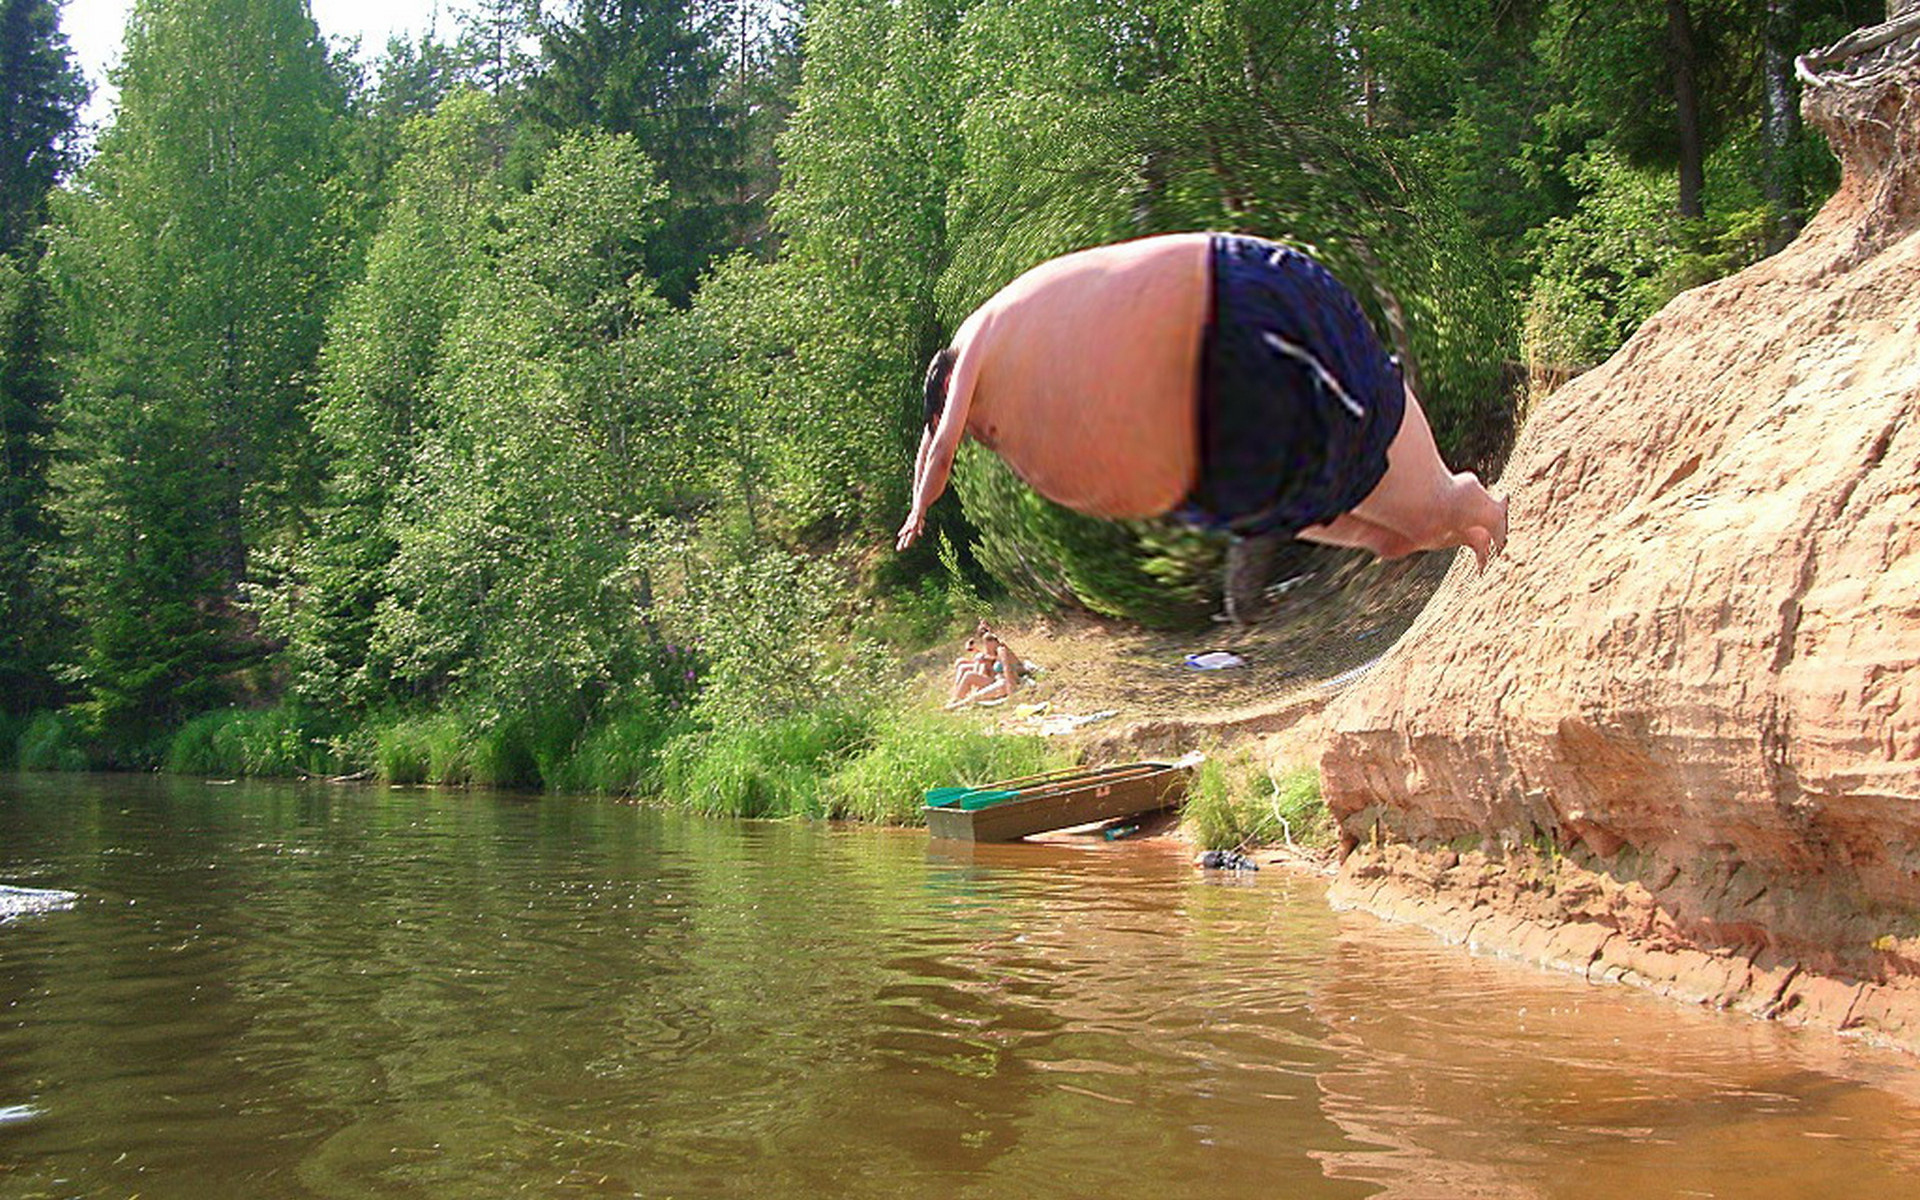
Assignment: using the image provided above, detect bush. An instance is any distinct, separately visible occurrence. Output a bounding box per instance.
[164,705,340,778]
[546,697,685,796]
[0,711,23,770]
[371,711,467,785]
[824,707,1066,824]
[654,704,874,818]
[16,710,91,772]
[1181,750,1331,852]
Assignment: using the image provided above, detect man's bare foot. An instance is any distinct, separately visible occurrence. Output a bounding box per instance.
[1464,526,1493,574]
[1461,496,1510,574]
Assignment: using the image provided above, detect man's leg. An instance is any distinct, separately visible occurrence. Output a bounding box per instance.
[1297,513,1422,559]
[1344,386,1508,569]
[1221,531,1283,625]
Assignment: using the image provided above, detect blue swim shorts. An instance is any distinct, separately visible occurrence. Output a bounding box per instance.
[1173,234,1407,538]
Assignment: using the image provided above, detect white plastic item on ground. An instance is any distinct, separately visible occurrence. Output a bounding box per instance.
[1184,651,1247,670]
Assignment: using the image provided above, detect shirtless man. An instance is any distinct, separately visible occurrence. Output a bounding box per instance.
[895,233,1507,569]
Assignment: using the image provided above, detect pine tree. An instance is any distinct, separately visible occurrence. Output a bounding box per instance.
[0,0,84,713]
[0,0,85,255]
[524,0,736,303]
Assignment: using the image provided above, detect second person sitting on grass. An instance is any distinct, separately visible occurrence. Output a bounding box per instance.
[948,628,1024,708]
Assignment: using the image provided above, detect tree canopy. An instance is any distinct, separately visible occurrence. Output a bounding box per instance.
[0,0,1883,773]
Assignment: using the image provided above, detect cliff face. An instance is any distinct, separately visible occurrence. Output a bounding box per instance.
[1319,43,1920,1048]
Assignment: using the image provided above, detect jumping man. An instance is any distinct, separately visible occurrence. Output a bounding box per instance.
[896,233,1508,569]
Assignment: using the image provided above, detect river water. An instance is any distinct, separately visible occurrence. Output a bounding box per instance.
[2,773,1917,1199]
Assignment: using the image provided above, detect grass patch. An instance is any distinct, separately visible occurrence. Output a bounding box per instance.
[15,710,92,772]
[1181,749,1331,852]
[654,704,873,818]
[546,699,684,796]
[164,706,342,778]
[824,707,1067,824]
[371,711,468,785]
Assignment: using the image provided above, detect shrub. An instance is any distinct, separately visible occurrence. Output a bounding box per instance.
[654,704,874,818]
[1181,750,1331,852]
[0,711,23,770]
[164,705,339,778]
[16,711,91,772]
[824,707,1066,824]
[547,697,685,795]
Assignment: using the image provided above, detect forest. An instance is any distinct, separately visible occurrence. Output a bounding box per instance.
[0,0,1886,809]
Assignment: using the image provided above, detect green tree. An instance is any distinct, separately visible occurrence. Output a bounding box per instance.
[0,251,62,710]
[42,0,346,752]
[0,0,84,712]
[523,0,737,304]
[775,0,976,538]
[457,0,541,95]
[371,130,669,728]
[0,0,85,254]
[272,89,511,714]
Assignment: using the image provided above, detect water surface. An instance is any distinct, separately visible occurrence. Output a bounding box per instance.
[2,772,1917,1198]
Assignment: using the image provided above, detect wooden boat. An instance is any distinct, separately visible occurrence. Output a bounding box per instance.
[923,761,1192,843]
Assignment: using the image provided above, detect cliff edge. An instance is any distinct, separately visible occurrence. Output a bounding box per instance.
[1319,19,1920,1050]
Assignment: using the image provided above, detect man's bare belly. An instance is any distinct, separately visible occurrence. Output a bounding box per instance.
[958,234,1209,518]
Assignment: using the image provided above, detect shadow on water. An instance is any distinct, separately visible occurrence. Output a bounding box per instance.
[3,772,1919,1199]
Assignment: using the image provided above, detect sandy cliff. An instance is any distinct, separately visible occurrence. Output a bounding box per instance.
[1319,31,1920,1048]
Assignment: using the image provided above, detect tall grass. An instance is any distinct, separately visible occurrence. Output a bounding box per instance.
[545,699,685,796]
[15,711,91,772]
[371,711,471,785]
[823,708,1065,824]
[653,704,872,818]
[164,706,342,778]
[1181,750,1331,852]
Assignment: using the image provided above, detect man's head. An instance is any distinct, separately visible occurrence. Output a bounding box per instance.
[922,348,959,431]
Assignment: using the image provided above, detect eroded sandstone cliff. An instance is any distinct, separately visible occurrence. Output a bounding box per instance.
[1320,23,1920,1049]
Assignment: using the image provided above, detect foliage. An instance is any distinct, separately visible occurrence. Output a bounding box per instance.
[163,705,341,778]
[41,0,347,757]
[524,0,737,304]
[1180,750,1330,852]
[271,89,510,716]
[637,530,876,726]
[15,708,89,771]
[368,128,667,733]
[823,707,1064,823]
[654,702,873,817]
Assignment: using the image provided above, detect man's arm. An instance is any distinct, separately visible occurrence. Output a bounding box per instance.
[896,328,987,551]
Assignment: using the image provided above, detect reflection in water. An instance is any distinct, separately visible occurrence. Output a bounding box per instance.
[1,773,1916,1199]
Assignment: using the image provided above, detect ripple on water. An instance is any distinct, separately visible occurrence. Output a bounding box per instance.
[0,884,78,922]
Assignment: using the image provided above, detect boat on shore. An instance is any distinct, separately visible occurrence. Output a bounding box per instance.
[923,761,1192,843]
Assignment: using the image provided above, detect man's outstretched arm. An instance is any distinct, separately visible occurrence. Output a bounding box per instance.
[896,331,987,550]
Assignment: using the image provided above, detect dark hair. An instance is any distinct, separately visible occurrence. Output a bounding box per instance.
[922,348,958,431]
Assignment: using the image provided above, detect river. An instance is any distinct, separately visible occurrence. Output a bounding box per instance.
[2,772,1917,1198]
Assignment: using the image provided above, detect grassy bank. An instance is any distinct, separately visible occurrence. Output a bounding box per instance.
[1181,748,1334,853]
[2,692,1063,829]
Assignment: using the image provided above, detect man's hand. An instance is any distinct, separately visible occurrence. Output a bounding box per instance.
[896,512,925,552]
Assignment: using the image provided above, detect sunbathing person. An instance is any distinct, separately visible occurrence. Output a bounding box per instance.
[896,233,1507,569]
[946,645,989,707]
